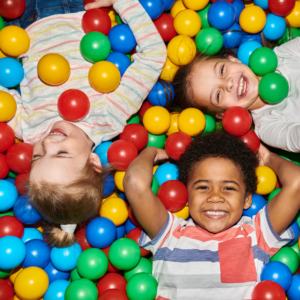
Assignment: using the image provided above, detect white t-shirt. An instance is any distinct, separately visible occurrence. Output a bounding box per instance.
[251,37,300,152]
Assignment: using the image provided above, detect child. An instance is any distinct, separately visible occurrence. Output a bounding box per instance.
[172,37,300,153]
[124,132,300,300]
[0,0,167,247]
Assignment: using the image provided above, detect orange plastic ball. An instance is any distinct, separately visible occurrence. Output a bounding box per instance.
[178,108,206,136]
[143,106,171,135]
[174,9,202,37]
[0,91,17,122]
[160,58,179,82]
[286,1,300,28]
[239,6,266,34]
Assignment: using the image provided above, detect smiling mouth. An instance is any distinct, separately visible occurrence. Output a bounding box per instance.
[237,75,248,99]
[49,128,67,137]
[203,210,229,219]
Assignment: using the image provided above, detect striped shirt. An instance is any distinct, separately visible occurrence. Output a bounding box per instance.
[140,204,294,300]
[2,0,167,148]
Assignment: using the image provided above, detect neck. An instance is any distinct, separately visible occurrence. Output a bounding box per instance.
[248,95,266,111]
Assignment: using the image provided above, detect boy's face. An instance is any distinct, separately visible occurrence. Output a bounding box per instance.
[190,57,260,116]
[186,157,252,234]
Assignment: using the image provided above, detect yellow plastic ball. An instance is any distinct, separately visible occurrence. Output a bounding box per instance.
[15,267,49,300]
[103,192,118,203]
[166,112,180,136]
[183,0,210,11]
[0,49,6,59]
[153,165,159,175]
[0,91,17,122]
[9,266,24,284]
[286,1,300,28]
[173,205,189,219]
[255,166,277,195]
[171,0,187,18]
[167,35,196,66]
[160,58,179,82]
[178,108,206,136]
[15,138,22,143]
[108,10,116,22]
[37,53,70,86]
[89,61,121,93]
[174,9,202,37]
[143,106,171,135]
[0,25,30,57]
[239,6,266,34]
[111,21,118,28]
[100,197,128,226]
[115,170,126,192]
[37,226,44,233]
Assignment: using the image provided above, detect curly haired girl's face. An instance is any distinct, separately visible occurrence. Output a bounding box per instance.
[186,157,252,234]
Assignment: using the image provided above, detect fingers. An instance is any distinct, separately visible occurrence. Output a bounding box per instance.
[85,0,110,10]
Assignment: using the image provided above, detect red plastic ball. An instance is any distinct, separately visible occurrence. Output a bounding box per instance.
[0,154,9,179]
[128,205,141,227]
[97,273,127,295]
[102,246,120,273]
[119,124,148,151]
[252,280,286,300]
[269,0,295,17]
[58,89,90,122]
[0,123,15,153]
[15,172,29,195]
[138,101,153,122]
[222,107,252,136]
[0,279,14,300]
[107,140,138,170]
[154,14,177,42]
[0,0,26,19]
[0,216,24,239]
[82,8,111,35]
[98,289,128,300]
[126,227,151,257]
[157,180,188,212]
[75,227,93,252]
[165,132,192,160]
[6,142,33,173]
[239,130,260,153]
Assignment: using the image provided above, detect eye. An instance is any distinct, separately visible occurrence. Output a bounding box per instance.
[224,187,235,191]
[197,185,209,190]
[220,64,225,76]
[58,151,68,155]
[216,91,220,103]
[32,154,41,159]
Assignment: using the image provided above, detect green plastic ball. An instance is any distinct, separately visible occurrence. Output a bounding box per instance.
[71,268,81,281]
[0,17,4,31]
[0,268,12,279]
[278,27,300,46]
[0,210,14,217]
[8,170,17,179]
[267,188,281,202]
[197,4,211,29]
[124,257,153,282]
[77,248,108,280]
[115,14,124,24]
[146,133,166,148]
[258,73,289,104]
[195,28,223,56]
[290,242,300,259]
[278,149,300,166]
[127,114,141,125]
[202,114,216,135]
[65,278,98,300]
[126,273,158,300]
[80,32,111,63]
[109,238,141,270]
[249,47,278,76]
[149,256,153,264]
[215,120,224,132]
[151,176,159,195]
[270,247,300,274]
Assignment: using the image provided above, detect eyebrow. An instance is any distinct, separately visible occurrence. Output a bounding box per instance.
[193,179,240,187]
[31,155,72,165]
[210,62,219,102]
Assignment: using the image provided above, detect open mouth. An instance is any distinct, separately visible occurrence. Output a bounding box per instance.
[237,74,249,100]
[49,128,67,137]
[203,210,229,219]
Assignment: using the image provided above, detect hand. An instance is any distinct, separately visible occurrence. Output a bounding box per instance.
[85,0,117,10]
[154,149,169,163]
[257,143,271,166]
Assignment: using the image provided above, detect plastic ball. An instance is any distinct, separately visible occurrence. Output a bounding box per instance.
[195,27,223,55]
[65,278,98,300]
[139,100,153,121]
[197,3,211,29]
[75,227,92,252]
[128,206,141,227]
[249,47,278,76]
[126,227,151,257]
[98,289,128,300]
[269,0,295,17]
[117,224,126,239]
[82,8,111,35]
[120,124,148,151]
[174,9,202,37]
[0,17,4,31]
[202,114,216,135]
[51,242,82,272]
[166,112,179,136]
[101,246,120,273]
[109,238,141,270]
[103,173,116,198]
[97,273,127,294]
[232,0,245,20]
[139,0,164,20]
[94,141,112,166]
[147,81,175,107]
[255,166,277,195]
[165,132,192,161]
[268,187,281,202]
[163,0,176,11]
[208,1,236,31]
[146,132,166,148]
[160,58,179,83]
[254,0,269,10]
[126,273,158,300]
[124,257,152,282]
[88,61,121,93]
[0,180,18,212]
[0,216,23,238]
[252,280,286,300]
[262,13,286,40]
[239,129,260,153]
[108,24,136,53]
[287,220,300,246]
[44,280,70,300]
[100,197,128,226]
[286,1,300,28]
[287,274,300,300]
[114,170,126,192]
[222,107,252,136]
[178,108,206,136]
[58,89,90,122]
[259,72,289,104]
[183,0,209,11]
[173,205,189,219]
[171,0,187,18]
[237,40,262,66]
[0,124,14,153]
[0,57,24,88]
[154,14,177,42]
[242,193,266,217]
[86,217,117,248]
[106,52,131,76]
[43,262,70,284]
[271,247,300,274]
[154,163,178,185]
[0,279,14,300]
[0,25,30,57]
[0,91,17,123]
[167,35,196,66]
[239,6,267,34]
[222,23,243,48]
[0,0,25,19]
[143,106,171,135]
[278,27,300,46]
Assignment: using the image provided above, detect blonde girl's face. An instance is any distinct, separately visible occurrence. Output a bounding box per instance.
[190,57,260,116]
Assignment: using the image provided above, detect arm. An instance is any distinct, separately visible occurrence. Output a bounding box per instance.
[274,37,300,57]
[124,148,168,239]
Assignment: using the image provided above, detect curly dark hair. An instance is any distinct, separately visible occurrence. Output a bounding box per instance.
[177,132,258,195]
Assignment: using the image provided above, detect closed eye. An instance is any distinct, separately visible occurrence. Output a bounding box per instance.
[220,64,224,76]
[58,151,68,155]
[224,187,235,191]
[196,186,209,190]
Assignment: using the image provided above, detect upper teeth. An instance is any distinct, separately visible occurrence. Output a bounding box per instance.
[238,77,246,97]
[205,211,227,215]
[49,132,64,136]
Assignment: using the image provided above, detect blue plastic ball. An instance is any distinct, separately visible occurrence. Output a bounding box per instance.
[240,33,263,46]
[0,236,26,269]
[0,57,24,88]
[0,180,18,211]
[261,261,292,291]
[13,195,42,224]
[232,0,245,22]
[262,13,286,41]
[86,217,117,248]
[140,0,164,20]
[287,274,300,300]
[154,163,179,186]
[51,242,82,272]
[44,279,70,300]
[222,23,243,48]
[102,173,116,198]
[208,1,236,31]
[163,0,176,11]
[106,52,131,76]
[117,224,126,239]
[108,24,136,54]
[254,0,268,10]
[125,218,138,234]
[118,192,128,203]
[22,228,44,243]
[44,262,70,284]
[237,40,262,66]
[287,221,300,246]
[94,141,112,166]
[22,239,51,269]
[148,81,175,107]
[5,178,15,185]
[243,193,267,218]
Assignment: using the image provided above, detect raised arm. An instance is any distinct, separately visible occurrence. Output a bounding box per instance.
[124,148,168,239]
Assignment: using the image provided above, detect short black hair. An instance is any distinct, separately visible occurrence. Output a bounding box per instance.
[177,132,258,195]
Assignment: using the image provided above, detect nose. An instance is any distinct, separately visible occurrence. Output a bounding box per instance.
[223,76,234,92]
[42,136,59,152]
[207,189,225,204]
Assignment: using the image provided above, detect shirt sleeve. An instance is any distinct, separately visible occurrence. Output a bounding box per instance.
[274,37,300,58]
[254,204,295,256]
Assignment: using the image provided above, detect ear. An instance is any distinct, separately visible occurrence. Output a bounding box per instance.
[226,55,242,63]
[243,193,252,210]
[215,112,224,120]
[89,153,102,173]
